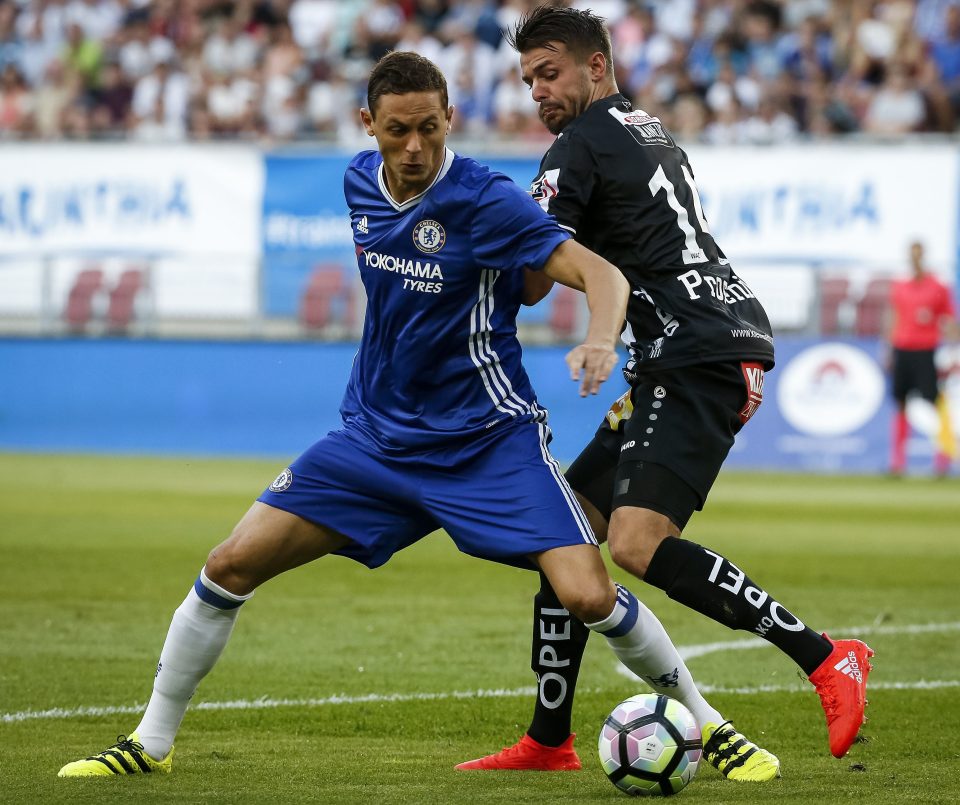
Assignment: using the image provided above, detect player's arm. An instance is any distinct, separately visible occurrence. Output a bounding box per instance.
[543,239,629,397]
[522,268,555,306]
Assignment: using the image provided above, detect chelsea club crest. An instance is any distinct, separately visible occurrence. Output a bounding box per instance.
[412,219,445,254]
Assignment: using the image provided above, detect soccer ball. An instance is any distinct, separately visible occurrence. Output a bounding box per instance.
[598,693,702,797]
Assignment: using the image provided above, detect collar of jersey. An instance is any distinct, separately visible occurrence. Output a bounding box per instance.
[376,147,455,212]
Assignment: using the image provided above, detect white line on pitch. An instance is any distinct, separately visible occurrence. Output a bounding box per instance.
[4,622,958,725]
[616,620,960,678]
[3,679,959,725]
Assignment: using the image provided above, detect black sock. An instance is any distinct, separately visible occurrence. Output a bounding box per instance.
[644,536,832,675]
[526,572,591,747]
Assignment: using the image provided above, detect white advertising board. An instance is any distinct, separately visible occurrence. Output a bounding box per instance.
[0,144,263,257]
[688,144,958,277]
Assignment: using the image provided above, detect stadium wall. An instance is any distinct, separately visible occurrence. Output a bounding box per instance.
[2,336,956,473]
[2,141,958,473]
[0,141,957,319]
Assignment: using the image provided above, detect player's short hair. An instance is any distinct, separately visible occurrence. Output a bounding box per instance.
[507,4,613,74]
[367,51,449,116]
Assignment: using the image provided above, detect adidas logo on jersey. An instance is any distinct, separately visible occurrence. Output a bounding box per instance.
[833,651,863,683]
[357,215,369,234]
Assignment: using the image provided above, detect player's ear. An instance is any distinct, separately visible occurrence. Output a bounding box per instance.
[360,108,375,137]
[446,105,455,133]
[588,51,608,82]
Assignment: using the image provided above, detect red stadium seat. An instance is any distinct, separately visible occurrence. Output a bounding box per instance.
[548,285,579,339]
[818,277,850,335]
[300,265,354,332]
[106,268,146,333]
[63,266,104,333]
[854,277,892,337]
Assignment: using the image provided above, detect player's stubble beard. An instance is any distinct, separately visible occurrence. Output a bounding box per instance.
[539,69,594,135]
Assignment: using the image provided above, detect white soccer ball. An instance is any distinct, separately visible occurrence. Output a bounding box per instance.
[598,693,702,796]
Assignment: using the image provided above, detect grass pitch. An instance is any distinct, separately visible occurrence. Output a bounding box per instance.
[1,453,958,804]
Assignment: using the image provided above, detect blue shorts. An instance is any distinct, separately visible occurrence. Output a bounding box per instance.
[257,421,597,569]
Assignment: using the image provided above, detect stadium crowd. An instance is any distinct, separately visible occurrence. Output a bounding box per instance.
[1,0,959,143]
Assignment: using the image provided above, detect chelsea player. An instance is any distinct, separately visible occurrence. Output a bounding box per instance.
[59,52,756,779]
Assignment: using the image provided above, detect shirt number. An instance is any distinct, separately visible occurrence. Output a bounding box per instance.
[648,164,711,265]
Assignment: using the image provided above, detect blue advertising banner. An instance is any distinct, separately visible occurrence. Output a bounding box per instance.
[725,337,954,475]
[3,336,954,475]
[260,150,554,323]
[261,153,356,316]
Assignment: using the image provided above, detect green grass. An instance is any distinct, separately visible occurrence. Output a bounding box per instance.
[1,453,959,804]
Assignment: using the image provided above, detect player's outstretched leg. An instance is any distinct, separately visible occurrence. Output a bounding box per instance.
[585,583,780,782]
[808,635,875,758]
[456,573,589,771]
[58,733,173,777]
[58,568,249,778]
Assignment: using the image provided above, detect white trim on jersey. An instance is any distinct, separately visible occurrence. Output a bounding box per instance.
[535,419,597,546]
[558,224,577,234]
[376,148,456,212]
[469,269,532,418]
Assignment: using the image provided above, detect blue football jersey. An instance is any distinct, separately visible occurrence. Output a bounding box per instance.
[340,147,570,450]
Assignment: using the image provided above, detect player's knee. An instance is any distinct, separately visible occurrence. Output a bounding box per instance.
[557,582,616,625]
[607,528,663,580]
[204,531,258,595]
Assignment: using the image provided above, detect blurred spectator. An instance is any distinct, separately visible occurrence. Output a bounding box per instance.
[930,4,960,116]
[914,0,960,44]
[780,16,834,82]
[703,94,747,143]
[263,19,303,81]
[66,0,122,44]
[202,14,260,76]
[671,91,708,140]
[0,1,21,72]
[492,65,537,135]
[414,0,450,36]
[32,58,78,137]
[742,90,799,142]
[437,22,497,132]
[62,20,102,89]
[741,0,783,81]
[118,13,175,83]
[131,56,189,140]
[90,60,132,133]
[863,60,926,134]
[352,0,404,61]
[203,67,257,135]
[706,58,761,114]
[305,60,360,139]
[6,0,960,143]
[0,62,33,135]
[395,19,443,66]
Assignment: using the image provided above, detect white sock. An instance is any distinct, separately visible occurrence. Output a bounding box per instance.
[585,584,724,730]
[134,568,252,759]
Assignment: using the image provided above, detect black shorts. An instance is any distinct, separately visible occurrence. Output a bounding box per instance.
[565,361,764,530]
[891,348,938,404]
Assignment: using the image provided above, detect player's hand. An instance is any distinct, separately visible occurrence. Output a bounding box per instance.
[565,342,619,397]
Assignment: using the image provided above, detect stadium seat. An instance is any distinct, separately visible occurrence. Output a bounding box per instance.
[818,277,851,335]
[105,268,146,333]
[854,277,892,337]
[548,285,579,339]
[299,265,354,332]
[63,267,105,333]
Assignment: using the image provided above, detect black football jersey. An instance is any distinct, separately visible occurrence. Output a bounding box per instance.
[531,94,775,374]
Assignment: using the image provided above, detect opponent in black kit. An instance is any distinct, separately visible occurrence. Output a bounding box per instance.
[456,5,873,776]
